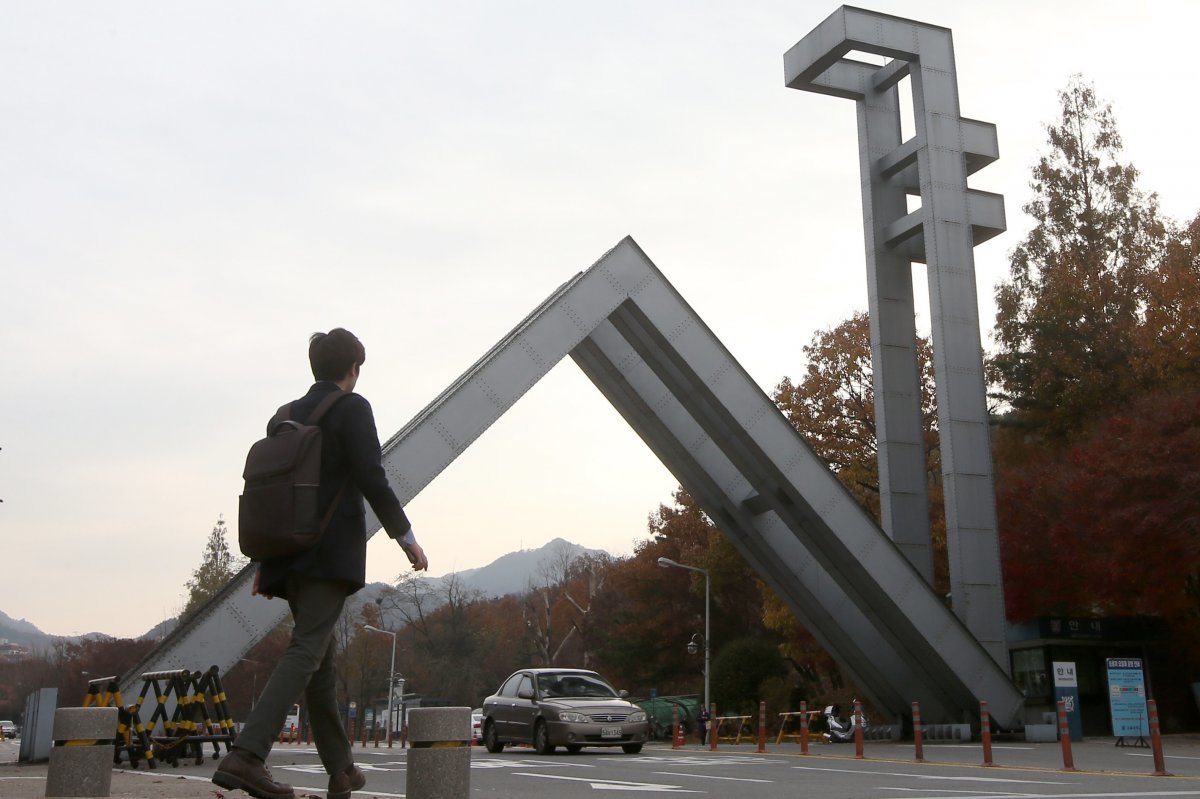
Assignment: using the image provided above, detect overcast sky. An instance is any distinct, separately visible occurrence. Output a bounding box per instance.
[3,1,1196,638]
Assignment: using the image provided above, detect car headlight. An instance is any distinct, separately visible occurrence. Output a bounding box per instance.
[627,711,647,723]
[558,711,589,723]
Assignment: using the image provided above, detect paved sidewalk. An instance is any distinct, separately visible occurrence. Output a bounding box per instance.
[0,738,281,799]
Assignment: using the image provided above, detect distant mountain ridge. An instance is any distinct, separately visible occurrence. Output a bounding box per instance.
[0,610,112,650]
[441,537,606,598]
[2,538,610,648]
[353,537,606,624]
[0,610,49,648]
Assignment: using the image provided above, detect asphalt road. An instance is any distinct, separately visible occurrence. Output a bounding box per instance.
[105,738,1200,798]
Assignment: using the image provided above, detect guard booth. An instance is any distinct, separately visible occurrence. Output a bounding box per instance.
[1007,616,1174,735]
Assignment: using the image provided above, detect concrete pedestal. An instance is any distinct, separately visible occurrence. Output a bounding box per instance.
[406,707,470,799]
[45,707,119,798]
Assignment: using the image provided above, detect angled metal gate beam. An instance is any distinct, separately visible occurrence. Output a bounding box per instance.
[124,237,1022,726]
[120,242,646,699]
[571,330,944,720]
[566,253,1019,724]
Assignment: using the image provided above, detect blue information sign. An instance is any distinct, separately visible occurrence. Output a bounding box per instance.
[1106,658,1149,737]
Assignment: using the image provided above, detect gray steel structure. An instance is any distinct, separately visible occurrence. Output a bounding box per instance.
[124,237,1023,727]
[785,6,1009,668]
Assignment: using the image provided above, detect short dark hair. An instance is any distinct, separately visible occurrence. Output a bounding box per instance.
[309,328,366,381]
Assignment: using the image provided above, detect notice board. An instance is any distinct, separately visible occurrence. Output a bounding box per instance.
[1106,658,1149,738]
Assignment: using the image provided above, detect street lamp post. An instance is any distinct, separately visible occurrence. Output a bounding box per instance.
[363,625,397,746]
[657,557,710,714]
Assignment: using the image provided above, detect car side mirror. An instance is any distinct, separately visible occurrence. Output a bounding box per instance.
[618,689,629,698]
[517,687,535,700]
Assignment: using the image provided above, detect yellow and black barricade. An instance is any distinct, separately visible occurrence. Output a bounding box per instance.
[82,676,155,770]
[137,666,236,767]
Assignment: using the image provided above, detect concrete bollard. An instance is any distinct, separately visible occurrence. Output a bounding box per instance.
[45,707,119,798]
[406,707,470,799]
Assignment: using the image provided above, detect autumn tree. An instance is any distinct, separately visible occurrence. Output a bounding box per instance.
[470,595,532,691]
[774,312,881,515]
[588,489,776,706]
[0,636,155,720]
[709,636,787,715]
[523,543,613,668]
[590,492,718,694]
[375,573,497,705]
[997,389,1200,668]
[991,77,1166,446]
[1132,212,1200,391]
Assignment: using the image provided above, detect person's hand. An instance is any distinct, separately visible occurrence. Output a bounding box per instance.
[251,566,274,599]
[403,541,429,572]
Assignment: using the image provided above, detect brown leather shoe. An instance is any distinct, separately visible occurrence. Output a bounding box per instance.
[212,747,295,799]
[328,764,366,799]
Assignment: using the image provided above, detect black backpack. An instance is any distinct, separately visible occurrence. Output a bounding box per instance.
[238,390,348,560]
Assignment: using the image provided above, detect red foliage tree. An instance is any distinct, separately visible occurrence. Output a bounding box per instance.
[998,389,1200,670]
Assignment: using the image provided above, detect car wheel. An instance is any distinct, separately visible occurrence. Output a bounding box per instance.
[533,720,555,755]
[622,743,643,754]
[483,720,504,753]
[565,744,582,754]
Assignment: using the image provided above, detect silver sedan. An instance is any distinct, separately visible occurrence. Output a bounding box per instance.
[481,668,649,755]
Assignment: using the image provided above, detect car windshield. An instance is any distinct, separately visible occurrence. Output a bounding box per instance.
[536,672,618,699]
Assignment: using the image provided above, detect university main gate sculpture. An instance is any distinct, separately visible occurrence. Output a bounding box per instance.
[127,7,1022,728]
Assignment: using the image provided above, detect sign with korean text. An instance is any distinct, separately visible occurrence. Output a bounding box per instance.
[1052,661,1083,741]
[1106,658,1149,737]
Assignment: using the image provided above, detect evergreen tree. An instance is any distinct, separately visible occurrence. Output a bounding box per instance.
[991,77,1166,445]
[182,517,242,618]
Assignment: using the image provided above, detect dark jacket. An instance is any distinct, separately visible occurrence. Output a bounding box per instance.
[257,381,411,599]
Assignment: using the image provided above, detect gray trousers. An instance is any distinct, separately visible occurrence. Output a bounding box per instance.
[234,574,352,776]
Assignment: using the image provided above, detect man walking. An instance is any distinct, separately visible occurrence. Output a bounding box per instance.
[214,328,428,799]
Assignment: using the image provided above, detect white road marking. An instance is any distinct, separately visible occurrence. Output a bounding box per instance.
[516,772,703,792]
[472,757,592,769]
[878,788,1039,796]
[655,770,772,783]
[627,754,786,766]
[873,787,1200,791]
[1125,753,1200,761]
[793,765,1071,784]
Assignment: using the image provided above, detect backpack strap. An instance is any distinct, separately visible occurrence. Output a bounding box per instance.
[305,389,349,426]
[307,390,351,533]
[267,403,293,436]
[266,388,348,434]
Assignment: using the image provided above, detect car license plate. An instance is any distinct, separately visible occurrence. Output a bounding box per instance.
[600,726,622,738]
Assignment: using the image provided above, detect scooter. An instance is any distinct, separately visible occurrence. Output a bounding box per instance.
[823,704,867,743]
